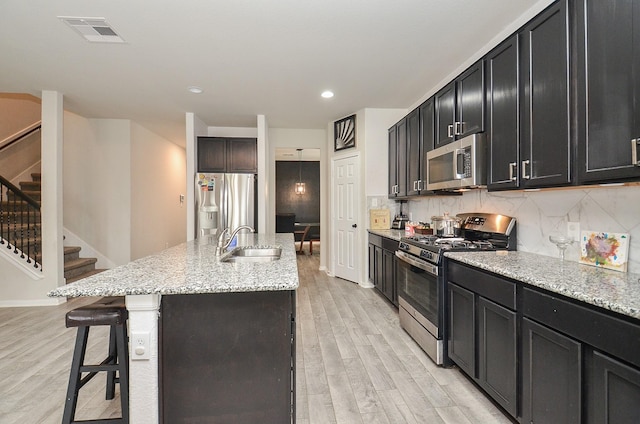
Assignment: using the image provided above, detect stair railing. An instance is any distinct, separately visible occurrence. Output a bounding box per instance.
[0,175,41,271]
[0,121,41,152]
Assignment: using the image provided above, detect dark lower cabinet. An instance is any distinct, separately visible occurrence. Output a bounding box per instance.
[447,283,475,376]
[382,248,396,305]
[522,317,582,424]
[160,291,295,424]
[587,350,640,424]
[477,297,517,417]
[368,233,398,306]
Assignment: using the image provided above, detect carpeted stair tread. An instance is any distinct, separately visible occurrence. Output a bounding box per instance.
[64,257,97,271]
[66,268,107,284]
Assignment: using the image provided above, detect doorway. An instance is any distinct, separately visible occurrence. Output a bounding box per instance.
[275,148,321,256]
[332,153,360,283]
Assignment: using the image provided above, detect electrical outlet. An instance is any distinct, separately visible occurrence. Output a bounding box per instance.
[567,221,580,241]
[131,331,150,360]
[372,198,378,207]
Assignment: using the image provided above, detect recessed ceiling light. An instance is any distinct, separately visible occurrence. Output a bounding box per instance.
[321,90,334,99]
[187,86,204,94]
[58,16,125,43]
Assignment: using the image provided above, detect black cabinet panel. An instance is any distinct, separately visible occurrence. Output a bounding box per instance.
[368,234,397,306]
[161,292,295,424]
[520,0,571,188]
[477,297,517,417]
[435,82,456,148]
[197,137,226,173]
[368,242,376,284]
[396,119,408,197]
[448,283,475,376]
[457,62,485,138]
[576,0,640,183]
[382,248,395,305]
[448,262,516,310]
[198,137,257,173]
[227,138,257,173]
[375,246,383,291]
[388,126,397,197]
[419,98,435,187]
[486,35,519,190]
[587,350,640,424]
[522,317,582,424]
[406,109,421,196]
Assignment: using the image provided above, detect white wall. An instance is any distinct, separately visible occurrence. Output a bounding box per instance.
[64,115,132,266]
[185,113,208,241]
[130,122,187,259]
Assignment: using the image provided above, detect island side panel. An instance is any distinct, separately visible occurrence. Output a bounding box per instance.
[160,291,296,424]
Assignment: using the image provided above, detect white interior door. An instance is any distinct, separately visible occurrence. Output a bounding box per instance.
[332,154,360,283]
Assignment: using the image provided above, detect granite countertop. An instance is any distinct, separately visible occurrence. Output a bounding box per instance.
[445,251,640,320]
[368,228,405,241]
[48,233,299,298]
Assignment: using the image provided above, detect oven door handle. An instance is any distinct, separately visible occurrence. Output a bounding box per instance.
[395,251,438,276]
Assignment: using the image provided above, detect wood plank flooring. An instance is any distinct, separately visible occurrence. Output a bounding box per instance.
[0,253,512,423]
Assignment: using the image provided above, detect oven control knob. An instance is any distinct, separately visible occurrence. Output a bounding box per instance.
[399,242,410,251]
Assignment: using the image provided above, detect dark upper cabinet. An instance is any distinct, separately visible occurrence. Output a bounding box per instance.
[522,317,582,424]
[197,137,257,173]
[388,118,408,198]
[435,82,456,147]
[406,108,422,196]
[388,126,398,197]
[576,0,640,183]
[227,138,258,173]
[519,0,572,188]
[486,35,520,190]
[435,61,485,148]
[198,137,226,173]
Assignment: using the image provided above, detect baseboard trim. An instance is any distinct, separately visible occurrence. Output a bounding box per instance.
[0,297,66,308]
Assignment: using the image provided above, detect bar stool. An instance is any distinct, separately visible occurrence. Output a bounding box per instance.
[62,297,129,424]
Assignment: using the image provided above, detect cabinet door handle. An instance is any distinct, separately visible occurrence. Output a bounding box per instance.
[417,180,423,191]
[413,180,418,191]
[447,124,454,138]
[454,121,463,135]
[632,139,640,166]
[509,162,517,181]
[522,160,530,180]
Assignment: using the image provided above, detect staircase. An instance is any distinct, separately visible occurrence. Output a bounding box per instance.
[1,172,106,282]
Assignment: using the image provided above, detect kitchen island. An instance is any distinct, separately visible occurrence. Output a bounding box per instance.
[49,233,299,424]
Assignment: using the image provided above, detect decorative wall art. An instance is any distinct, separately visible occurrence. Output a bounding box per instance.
[579,230,630,272]
[334,114,356,151]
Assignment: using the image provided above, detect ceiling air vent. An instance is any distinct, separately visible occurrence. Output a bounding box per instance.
[58,16,125,43]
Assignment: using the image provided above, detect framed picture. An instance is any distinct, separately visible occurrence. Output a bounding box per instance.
[334,114,356,151]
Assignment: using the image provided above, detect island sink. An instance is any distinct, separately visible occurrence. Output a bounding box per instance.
[220,246,282,262]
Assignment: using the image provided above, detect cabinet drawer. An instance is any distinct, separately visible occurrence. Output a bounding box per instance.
[368,233,382,247]
[447,261,516,310]
[382,237,398,252]
[523,288,640,368]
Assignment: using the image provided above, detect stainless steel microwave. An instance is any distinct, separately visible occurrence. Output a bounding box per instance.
[426,133,486,191]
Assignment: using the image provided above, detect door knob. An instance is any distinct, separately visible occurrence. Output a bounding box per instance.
[352,224,358,228]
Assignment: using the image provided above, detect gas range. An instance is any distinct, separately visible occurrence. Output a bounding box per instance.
[395,212,517,366]
[398,213,517,265]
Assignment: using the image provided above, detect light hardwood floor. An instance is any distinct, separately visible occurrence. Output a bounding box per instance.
[0,253,512,423]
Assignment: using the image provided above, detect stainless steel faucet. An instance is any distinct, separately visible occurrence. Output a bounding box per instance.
[216,225,255,255]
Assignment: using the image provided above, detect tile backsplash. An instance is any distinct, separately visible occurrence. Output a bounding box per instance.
[368,185,640,274]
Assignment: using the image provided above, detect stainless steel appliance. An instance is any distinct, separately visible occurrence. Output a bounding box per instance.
[396,212,516,365]
[426,133,486,191]
[195,173,256,241]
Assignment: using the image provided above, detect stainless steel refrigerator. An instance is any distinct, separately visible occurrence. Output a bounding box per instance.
[196,173,256,240]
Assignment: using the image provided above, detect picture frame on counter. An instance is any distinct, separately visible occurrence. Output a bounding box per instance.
[334,114,356,151]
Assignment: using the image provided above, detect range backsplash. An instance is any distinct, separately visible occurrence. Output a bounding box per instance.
[368,185,640,274]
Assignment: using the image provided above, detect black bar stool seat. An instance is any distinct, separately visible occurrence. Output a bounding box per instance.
[62,297,129,424]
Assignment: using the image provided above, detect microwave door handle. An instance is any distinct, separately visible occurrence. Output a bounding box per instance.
[454,148,465,179]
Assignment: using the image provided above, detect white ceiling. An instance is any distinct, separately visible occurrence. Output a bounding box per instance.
[0,0,551,147]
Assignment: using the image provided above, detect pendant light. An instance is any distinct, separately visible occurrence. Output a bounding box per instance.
[295,148,306,195]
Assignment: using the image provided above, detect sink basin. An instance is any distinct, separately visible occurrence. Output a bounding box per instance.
[220,246,282,263]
